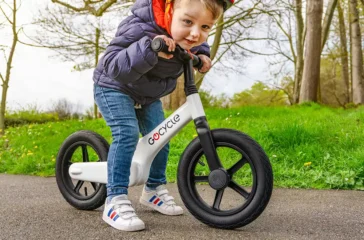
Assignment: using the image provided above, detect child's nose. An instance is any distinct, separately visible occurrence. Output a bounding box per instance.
[190,27,200,39]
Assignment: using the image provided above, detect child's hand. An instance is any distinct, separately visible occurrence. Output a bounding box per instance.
[196,54,212,73]
[154,35,175,59]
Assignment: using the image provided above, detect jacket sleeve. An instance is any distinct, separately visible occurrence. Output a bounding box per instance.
[190,42,210,58]
[102,24,158,84]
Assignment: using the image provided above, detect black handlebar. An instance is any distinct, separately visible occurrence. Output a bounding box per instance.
[151,38,203,70]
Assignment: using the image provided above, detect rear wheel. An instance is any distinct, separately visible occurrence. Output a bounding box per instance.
[56,130,109,210]
[177,128,273,229]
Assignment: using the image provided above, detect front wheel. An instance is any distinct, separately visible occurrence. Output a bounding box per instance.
[177,128,273,229]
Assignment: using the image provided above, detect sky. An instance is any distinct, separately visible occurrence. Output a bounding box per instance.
[0,0,268,113]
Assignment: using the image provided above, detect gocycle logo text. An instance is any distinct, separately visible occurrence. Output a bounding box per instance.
[148,114,180,145]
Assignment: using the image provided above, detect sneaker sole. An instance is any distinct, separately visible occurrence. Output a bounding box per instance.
[139,198,184,216]
[102,214,145,232]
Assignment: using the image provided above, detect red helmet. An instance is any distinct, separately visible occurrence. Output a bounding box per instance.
[222,0,234,10]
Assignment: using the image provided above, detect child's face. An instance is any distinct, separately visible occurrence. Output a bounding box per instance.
[170,0,216,50]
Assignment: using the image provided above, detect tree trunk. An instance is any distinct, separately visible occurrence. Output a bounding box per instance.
[320,0,337,103]
[321,0,338,51]
[0,0,18,135]
[162,75,186,110]
[299,0,323,103]
[348,1,353,102]
[196,14,224,89]
[293,0,305,104]
[349,0,364,104]
[0,83,9,135]
[337,0,350,104]
[94,27,100,118]
[161,94,171,110]
[172,75,186,109]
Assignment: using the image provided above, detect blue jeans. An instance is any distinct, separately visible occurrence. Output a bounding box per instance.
[94,84,169,197]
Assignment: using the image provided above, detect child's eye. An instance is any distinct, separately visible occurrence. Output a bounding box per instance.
[183,19,193,25]
[202,25,211,30]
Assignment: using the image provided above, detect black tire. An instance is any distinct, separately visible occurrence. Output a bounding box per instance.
[177,128,273,229]
[56,130,109,210]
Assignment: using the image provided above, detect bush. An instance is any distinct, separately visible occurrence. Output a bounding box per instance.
[199,90,231,108]
[5,109,59,128]
[3,100,93,129]
[84,106,95,120]
[49,98,74,120]
[231,82,288,107]
[344,102,359,109]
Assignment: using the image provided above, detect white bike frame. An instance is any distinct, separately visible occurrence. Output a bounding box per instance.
[69,93,205,186]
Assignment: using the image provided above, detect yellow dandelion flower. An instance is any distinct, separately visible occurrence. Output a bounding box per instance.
[34,146,38,149]
[304,162,312,167]
[27,152,34,156]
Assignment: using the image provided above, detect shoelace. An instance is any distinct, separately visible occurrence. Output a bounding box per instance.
[157,189,176,206]
[112,199,138,219]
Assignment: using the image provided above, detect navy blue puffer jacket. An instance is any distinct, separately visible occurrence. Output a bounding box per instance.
[93,0,210,105]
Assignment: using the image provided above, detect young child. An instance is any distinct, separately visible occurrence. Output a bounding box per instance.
[93,0,229,232]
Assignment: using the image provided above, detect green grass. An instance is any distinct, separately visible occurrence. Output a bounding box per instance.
[1,104,364,190]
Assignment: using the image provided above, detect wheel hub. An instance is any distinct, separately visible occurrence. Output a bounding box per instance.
[208,168,230,190]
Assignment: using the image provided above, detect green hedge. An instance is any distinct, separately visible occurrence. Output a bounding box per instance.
[5,111,59,128]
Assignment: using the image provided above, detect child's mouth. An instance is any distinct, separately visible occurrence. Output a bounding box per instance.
[184,39,197,45]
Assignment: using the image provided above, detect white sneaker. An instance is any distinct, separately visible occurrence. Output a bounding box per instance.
[102,195,145,231]
[139,185,183,216]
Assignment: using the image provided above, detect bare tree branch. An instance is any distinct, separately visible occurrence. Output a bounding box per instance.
[270,14,296,59]
[2,0,13,10]
[212,43,233,68]
[0,72,4,83]
[235,43,278,56]
[0,4,13,24]
[94,0,117,16]
[89,0,103,3]
[209,1,262,36]
[0,48,7,62]
[50,0,88,12]
[51,0,117,16]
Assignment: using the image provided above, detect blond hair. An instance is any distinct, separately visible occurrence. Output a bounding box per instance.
[174,0,224,20]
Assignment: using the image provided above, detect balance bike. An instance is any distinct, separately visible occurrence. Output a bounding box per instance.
[55,38,273,229]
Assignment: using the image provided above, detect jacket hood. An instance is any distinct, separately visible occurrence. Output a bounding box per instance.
[131,0,173,36]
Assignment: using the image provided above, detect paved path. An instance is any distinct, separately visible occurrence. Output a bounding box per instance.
[0,174,363,240]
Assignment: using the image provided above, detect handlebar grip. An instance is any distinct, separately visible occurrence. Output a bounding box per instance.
[151,38,203,69]
[193,55,203,70]
[151,38,171,53]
